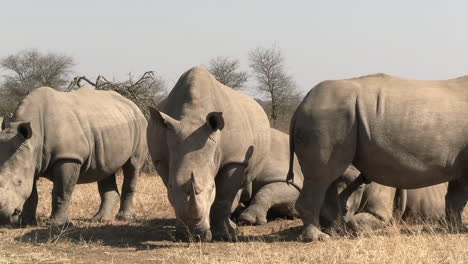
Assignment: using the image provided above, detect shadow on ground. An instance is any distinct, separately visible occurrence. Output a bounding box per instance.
[15,217,303,247]
[237,225,303,243]
[15,218,189,250]
[15,217,463,249]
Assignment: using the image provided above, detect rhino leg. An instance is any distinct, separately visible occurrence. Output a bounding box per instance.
[116,160,139,221]
[444,180,468,232]
[238,182,299,225]
[92,174,120,222]
[295,156,351,242]
[50,161,80,227]
[211,164,246,241]
[19,179,38,227]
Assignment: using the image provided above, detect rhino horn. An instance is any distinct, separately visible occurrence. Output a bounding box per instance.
[188,172,203,219]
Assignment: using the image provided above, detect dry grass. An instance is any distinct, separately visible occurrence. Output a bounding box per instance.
[0,174,466,264]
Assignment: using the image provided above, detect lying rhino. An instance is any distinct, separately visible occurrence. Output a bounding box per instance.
[147,67,271,241]
[344,180,447,230]
[0,87,147,226]
[289,73,468,241]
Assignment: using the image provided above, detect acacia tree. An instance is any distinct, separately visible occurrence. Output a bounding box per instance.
[248,45,297,127]
[1,49,74,96]
[0,49,74,115]
[207,56,248,89]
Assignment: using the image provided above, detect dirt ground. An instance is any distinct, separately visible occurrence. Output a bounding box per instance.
[0,174,466,264]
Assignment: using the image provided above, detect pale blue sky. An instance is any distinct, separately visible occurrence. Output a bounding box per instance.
[1,0,468,94]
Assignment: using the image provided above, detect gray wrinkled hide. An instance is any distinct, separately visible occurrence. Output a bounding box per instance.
[290,74,468,241]
[147,67,270,241]
[345,181,447,231]
[0,87,147,225]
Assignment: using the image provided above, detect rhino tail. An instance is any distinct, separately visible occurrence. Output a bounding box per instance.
[395,189,407,219]
[287,111,297,184]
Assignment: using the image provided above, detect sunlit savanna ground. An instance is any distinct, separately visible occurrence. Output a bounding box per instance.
[0,173,466,264]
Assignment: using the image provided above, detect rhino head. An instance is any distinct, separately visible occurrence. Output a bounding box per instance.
[148,107,224,241]
[0,121,35,224]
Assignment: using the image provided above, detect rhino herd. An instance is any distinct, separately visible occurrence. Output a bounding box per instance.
[0,67,464,242]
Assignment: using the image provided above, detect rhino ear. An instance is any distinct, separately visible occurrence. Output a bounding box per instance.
[206,112,224,132]
[149,107,179,131]
[2,112,13,130]
[17,122,32,140]
[244,145,254,162]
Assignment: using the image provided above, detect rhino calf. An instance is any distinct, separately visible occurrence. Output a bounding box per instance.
[0,87,147,226]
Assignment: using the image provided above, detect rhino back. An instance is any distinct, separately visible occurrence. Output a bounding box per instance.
[15,87,147,181]
[299,74,468,189]
[354,75,468,188]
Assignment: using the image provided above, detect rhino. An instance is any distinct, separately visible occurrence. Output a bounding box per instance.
[0,87,147,226]
[288,73,468,241]
[344,179,447,230]
[147,66,270,241]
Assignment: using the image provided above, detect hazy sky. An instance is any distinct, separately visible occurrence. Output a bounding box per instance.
[1,0,468,95]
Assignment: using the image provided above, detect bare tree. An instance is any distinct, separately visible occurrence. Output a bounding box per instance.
[1,49,74,97]
[248,45,298,127]
[207,56,248,89]
[67,71,166,119]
